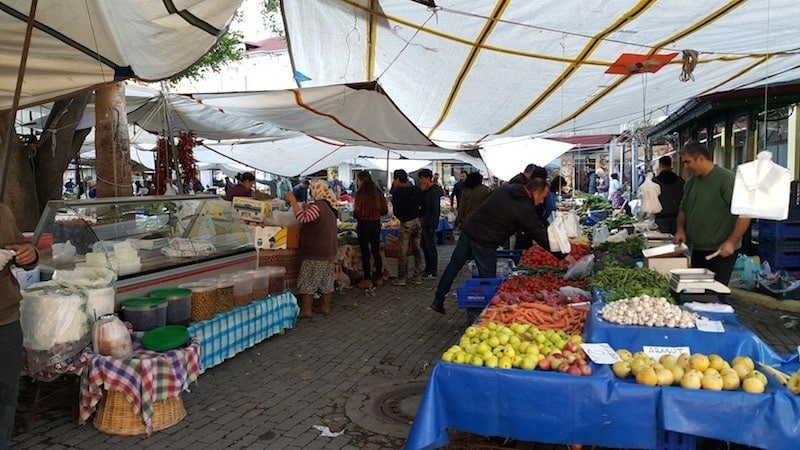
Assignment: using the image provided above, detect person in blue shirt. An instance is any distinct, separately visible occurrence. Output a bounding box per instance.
[292,179,310,202]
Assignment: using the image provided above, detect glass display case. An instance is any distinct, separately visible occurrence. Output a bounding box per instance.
[33,195,254,280]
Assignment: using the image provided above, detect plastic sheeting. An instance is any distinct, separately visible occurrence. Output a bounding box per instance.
[407,301,800,450]
[479,137,575,181]
[0,0,242,111]
[283,0,800,139]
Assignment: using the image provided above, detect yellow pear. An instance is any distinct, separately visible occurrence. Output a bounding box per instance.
[703,368,720,378]
[720,369,741,390]
[690,354,710,372]
[708,354,726,372]
[742,377,765,394]
[612,361,632,378]
[732,356,755,371]
[616,349,633,361]
[656,368,674,386]
[680,372,702,389]
[670,365,685,385]
[701,372,724,391]
[732,363,751,380]
[747,370,768,387]
[636,367,659,386]
[677,353,691,367]
[659,355,678,368]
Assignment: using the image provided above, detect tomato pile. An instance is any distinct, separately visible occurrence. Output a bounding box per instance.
[498,274,586,294]
[519,244,590,269]
[490,290,589,307]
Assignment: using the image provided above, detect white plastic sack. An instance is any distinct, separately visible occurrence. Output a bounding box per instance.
[52,240,76,265]
[547,221,571,254]
[53,267,116,288]
[638,173,663,214]
[20,288,89,350]
[731,151,791,220]
[555,211,581,238]
[85,287,116,321]
[592,225,611,248]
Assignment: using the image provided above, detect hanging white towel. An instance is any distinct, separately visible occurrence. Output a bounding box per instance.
[731,151,791,220]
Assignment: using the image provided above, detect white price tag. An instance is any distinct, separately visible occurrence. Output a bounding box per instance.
[580,343,621,364]
[642,346,691,360]
[695,319,725,333]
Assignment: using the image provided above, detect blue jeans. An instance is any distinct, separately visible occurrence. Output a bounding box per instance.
[434,233,497,309]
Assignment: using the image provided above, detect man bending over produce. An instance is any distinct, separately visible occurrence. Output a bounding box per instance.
[431,178,574,314]
[674,141,750,284]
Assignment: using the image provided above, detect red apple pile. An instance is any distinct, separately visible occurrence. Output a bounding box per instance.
[537,341,592,376]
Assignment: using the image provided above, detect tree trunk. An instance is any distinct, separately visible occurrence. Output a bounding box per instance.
[95,82,132,198]
[0,92,90,231]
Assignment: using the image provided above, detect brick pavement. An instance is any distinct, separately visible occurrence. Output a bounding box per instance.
[11,243,800,449]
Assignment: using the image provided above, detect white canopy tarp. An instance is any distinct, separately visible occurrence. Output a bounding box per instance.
[282,0,800,139]
[479,137,575,182]
[0,0,242,111]
[355,158,432,174]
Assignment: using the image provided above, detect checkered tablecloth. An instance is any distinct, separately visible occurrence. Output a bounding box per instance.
[187,291,299,373]
[79,334,201,433]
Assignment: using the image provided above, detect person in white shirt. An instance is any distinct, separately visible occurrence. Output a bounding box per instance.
[608,173,624,209]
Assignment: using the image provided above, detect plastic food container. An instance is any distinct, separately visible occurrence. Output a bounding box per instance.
[122,298,168,332]
[233,272,254,307]
[216,276,234,312]
[263,266,287,294]
[149,288,192,325]
[177,282,217,322]
[248,269,270,301]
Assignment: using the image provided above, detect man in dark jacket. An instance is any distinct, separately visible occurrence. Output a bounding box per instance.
[508,163,536,185]
[450,170,467,209]
[653,156,684,234]
[512,165,548,250]
[419,169,443,278]
[431,178,573,314]
[390,170,423,286]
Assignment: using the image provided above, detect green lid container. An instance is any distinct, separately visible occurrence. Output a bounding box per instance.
[141,325,190,352]
[122,297,167,311]
[149,288,192,300]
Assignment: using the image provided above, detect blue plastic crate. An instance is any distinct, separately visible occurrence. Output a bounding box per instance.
[758,248,800,270]
[656,430,696,450]
[456,285,497,309]
[496,249,522,264]
[464,278,504,288]
[758,220,800,240]
[759,237,800,253]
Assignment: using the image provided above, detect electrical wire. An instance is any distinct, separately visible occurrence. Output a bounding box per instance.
[375,8,439,81]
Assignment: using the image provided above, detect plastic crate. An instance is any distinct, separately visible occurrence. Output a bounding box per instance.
[656,430,696,450]
[757,248,800,270]
[758,220,800,240]
[496,250,522,264]
[759,237,800,253]
[464,278,504,288]
[456,285,497,308]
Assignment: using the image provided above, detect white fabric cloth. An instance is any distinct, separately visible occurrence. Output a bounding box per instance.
[638,173,662,214]
[609,178,622,195]
[731,151,791,220]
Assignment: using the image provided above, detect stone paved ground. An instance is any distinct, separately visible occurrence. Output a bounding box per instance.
[11,244,800,450]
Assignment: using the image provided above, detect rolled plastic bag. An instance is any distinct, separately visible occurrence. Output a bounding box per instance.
[564,254,595,281]
[20,286,89,351]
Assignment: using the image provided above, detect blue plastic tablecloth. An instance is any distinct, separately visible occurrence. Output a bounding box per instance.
[585,301,786,364]
[407,363,659,450]
[407,297,800,450]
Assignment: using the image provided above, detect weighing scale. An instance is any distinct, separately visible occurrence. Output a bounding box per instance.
[669,268,731,303]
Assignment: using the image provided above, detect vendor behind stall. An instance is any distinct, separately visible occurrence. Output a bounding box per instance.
[223,172,255,201]
[674,141,750,284]
[0,203,38,446]
[286,180,338,317]
[431,178,574,314]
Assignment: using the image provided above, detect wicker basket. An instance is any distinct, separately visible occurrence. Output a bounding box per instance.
[94,389,186,435]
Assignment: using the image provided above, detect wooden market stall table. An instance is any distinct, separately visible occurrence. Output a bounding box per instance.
[406,303,800,450]
[79,334,201,434]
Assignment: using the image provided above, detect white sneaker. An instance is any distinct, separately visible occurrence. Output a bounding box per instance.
[392,279,407,286]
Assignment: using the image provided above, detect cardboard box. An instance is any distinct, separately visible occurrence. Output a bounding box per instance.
[232,197,272,224]
[645,256,690,278]
[254,226,300,250]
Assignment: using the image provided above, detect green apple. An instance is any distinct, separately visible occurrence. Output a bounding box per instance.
[470,356,484,367]
[498,334,510,346]
[486,322,497,331]
[534,333,546,344]
[454,353,467,365]
[498,357,513,369]
[477,343,491,355]
[526,345,540,356]
[465,326,478,338]
[484,356,498,368]
[512,355,523,368]
[487,336,500,348]
[521,357,537,371]
[441,352,454,363]
[503,346,516,358]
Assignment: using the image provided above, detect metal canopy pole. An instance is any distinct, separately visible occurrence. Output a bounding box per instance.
[0,0,38,200]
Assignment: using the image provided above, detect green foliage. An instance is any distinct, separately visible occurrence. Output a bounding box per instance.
[260,0,284,38]
[171,31,245,84]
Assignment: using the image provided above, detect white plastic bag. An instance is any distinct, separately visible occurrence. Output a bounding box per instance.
[20,287,89,350]
[564,254,595,280]
[555,211,581,238]
[92,315,132,358]
[638,173,663,214]
[547,221,571,254]
[592,225,611,248]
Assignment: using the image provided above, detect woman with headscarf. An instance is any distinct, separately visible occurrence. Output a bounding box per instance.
[285,180,339,317]
[354,171,388,289]
[456,172,490,227]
